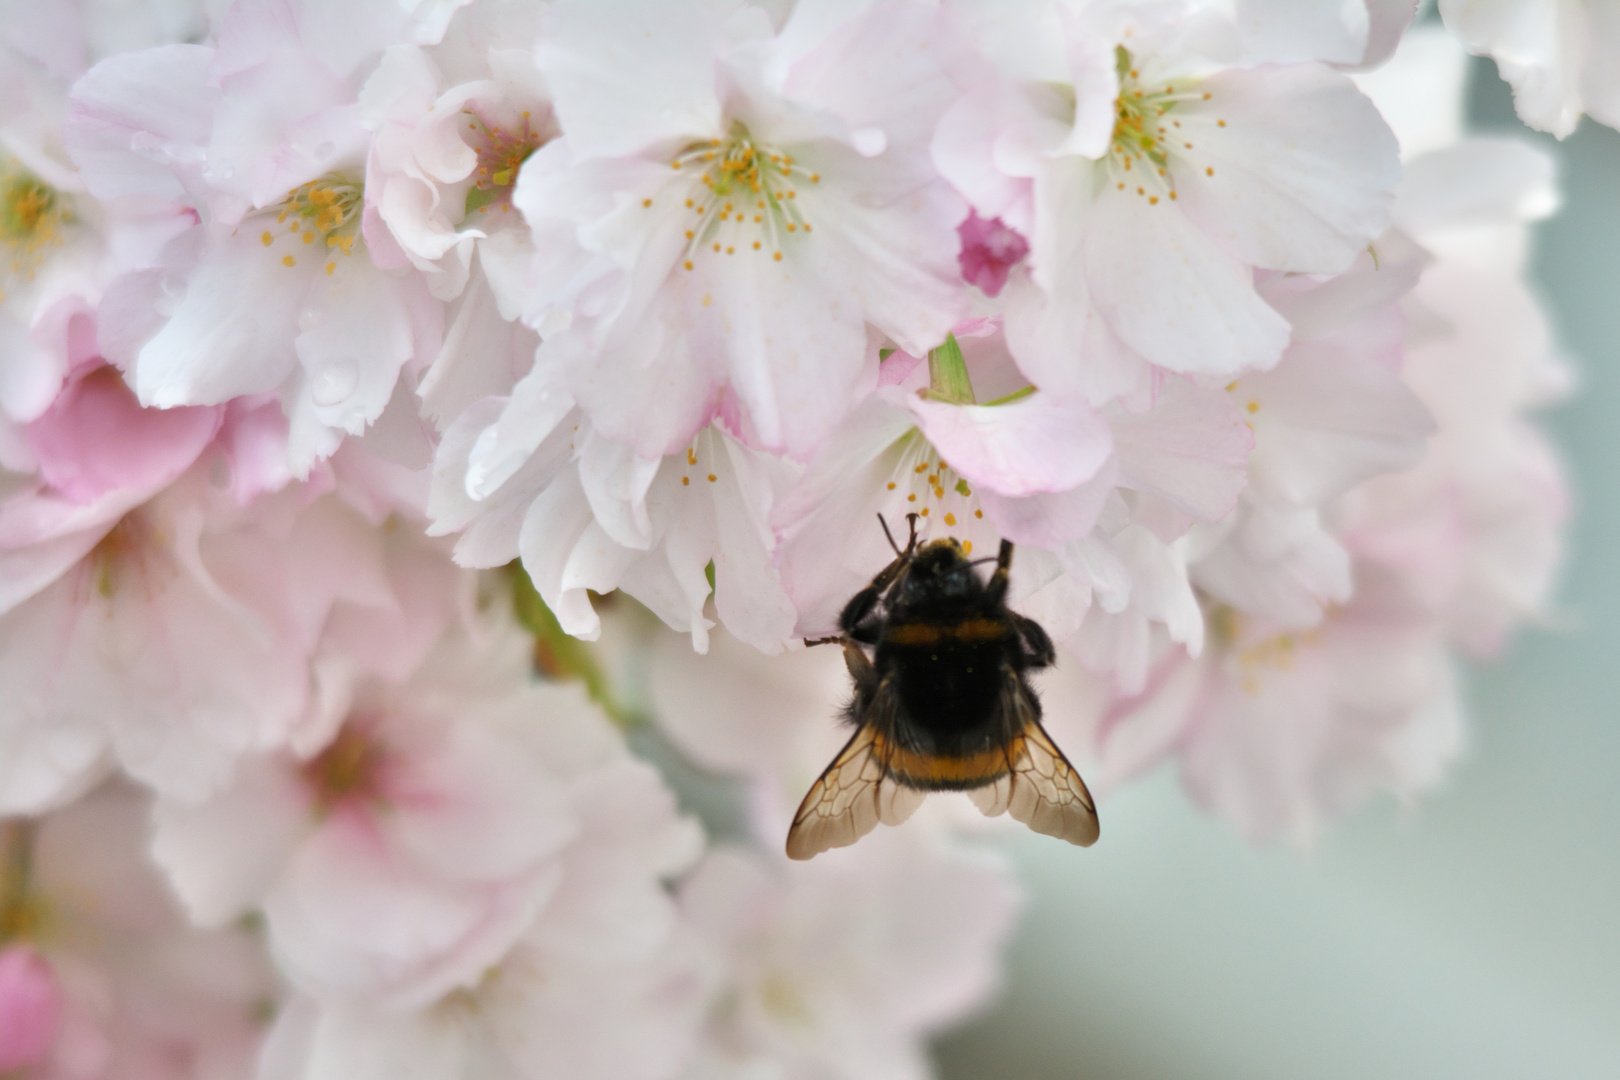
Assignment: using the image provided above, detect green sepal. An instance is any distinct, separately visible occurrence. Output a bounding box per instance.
[926,333,976,405]
[464,184,499,216]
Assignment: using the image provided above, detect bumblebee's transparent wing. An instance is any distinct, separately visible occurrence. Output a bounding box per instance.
[968,681,1099,847]
[785,723,925,861]
[1008,721,1099,846]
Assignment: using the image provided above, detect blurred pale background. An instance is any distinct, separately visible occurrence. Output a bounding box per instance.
[934,58,1620,1080]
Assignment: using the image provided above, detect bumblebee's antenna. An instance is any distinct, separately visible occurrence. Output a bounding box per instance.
[877,513,903,556]
[904,512,920,552]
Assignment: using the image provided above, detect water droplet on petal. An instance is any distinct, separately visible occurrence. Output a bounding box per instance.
[310,359,358,406]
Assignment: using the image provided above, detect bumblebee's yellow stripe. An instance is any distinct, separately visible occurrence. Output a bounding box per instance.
[886,618,1007,647]
[877,739,1010,786]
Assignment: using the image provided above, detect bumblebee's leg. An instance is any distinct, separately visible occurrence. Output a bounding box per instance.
[842,639,879,697]
[984,539,1015,606]
[1010,612,1056,669]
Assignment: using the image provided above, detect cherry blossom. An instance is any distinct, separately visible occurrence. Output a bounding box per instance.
[773,320,1250,685]
[150,600,703,1016]
[429,361,800,651]
[0,1,1587,1066]
[676,837,1020,1080]
[1440,0,1620,137]
[0,785,277,1080]
[512,0,970,460]
[933,0,1401,404]
[63,0,445,477]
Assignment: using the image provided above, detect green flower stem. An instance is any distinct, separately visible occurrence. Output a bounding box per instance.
[509,564,633,728]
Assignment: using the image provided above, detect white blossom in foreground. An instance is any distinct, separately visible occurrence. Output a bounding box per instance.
[64,0,445,476]
[513,0,969,460]
[933,0,1401,404]
[1440,0,1620,137]
[0,0,200,432]
[430,378,800,652]
[0,785,277,1080]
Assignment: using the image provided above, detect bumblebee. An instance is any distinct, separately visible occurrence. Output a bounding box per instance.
[786,514,1100,860]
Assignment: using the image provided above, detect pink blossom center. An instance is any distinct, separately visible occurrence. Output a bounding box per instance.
[956,212,1028,297]
[301,724,388,814]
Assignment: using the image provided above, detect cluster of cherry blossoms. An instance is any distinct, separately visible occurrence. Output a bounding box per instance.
[0,0,1577,1076]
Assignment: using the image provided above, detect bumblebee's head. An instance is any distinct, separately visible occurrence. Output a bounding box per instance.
[899,538,979,604]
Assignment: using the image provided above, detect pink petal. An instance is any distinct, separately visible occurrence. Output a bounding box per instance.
[0,944,61,1073]
[24,366,221,505]
[899,388,1111,497]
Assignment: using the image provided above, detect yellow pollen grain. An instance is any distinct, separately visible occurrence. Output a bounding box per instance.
[682,476,690,486]
[934,486,944,498]
[726,246,735,254]
[684,260,694,270]
[685,198,694,207]
[974,509,983,519]
[643,198,652,207]
[1118,182,1125,189]
[927,474,937,484]
[277,211,288,222]
[786,191,795,199]
[944,513,956,526]
[1218,119,1227,127]
[1247,401,1260,414]
[915,463,928,473]
[887,482,896,490]
[962,540,973,555]
[1203,92,1212,100]
[289,222,300,232]
[713,243,721,252]
[260,231,273,246]
[753,240,761,249]
[687,449,698,465]
[920,507,929,517]
[787,223,796,231]
[1170,191,1178,200]
[707,473,717,482]
[1184,142,1193,148]
[1137,187,1145,195]
[686,230,695,240]
[810,173,820,182]
[773,251,782,260]
[1149,196,1159,205]
[302,232,315,243]
[282,255,296,267]
[907,493,917,502]
[325,262,336,275]
[1207,166,1215,176]
[754,215,762,223]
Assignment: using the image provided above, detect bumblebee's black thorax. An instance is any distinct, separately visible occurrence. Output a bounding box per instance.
[867,542,1028,761]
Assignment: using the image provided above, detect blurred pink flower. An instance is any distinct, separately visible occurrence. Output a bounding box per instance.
[0,945,60,1074]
